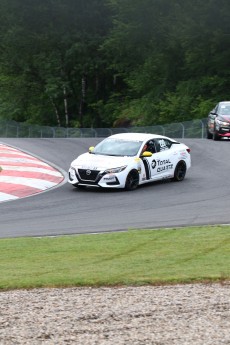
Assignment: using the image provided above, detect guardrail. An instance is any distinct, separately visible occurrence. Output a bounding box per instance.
[0,118,207,139]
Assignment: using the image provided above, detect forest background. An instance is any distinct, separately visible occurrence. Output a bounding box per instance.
[0,0,229,129]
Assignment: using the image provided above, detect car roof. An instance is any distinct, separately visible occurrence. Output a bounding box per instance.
[108,132,176,142]
[219,101,230,106]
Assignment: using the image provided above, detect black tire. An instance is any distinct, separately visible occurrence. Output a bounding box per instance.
[125,170,139,191]
[172,161,187,182]
[213,130,220,141]
[207,129,213,139]
[73,184,86,189]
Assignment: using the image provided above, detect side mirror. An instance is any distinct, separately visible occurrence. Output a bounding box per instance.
[89,146,95,153]
[141,151,152,157]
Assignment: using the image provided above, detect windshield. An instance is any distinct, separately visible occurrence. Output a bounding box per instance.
[93,138,143,156]
[219,104,230,115]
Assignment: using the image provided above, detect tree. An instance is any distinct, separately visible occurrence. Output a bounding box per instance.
[0,0,113,127]
[0,0,229,128]
[101,0,230,125]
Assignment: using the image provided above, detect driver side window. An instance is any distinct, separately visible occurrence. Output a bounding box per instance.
[145,140,156,153]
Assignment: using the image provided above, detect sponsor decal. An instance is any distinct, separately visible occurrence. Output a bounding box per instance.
[142,174,146,181]
[151,160,156,169]
[151,159,173,172]
[159,139,168,151]
[135,158,142,173]
[82,166,98,170]
[157,159,171,165]
[179,150,187,158]
[157,164,173,172]
[159,139,167,148]
[162,175,172,179]
[104,176,116,181]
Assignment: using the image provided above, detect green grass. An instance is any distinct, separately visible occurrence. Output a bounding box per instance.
[0,225,229,290]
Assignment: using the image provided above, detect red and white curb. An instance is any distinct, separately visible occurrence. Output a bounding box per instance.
[0,144,65,203]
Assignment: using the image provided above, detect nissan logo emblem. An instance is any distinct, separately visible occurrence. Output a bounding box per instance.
[86,170,91,175]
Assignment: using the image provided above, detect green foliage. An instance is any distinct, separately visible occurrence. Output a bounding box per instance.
[0,0,113,127]
[102,0,230,125]
[0,0,229,127]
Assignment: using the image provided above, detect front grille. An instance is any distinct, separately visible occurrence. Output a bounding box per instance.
[78,169,100,182]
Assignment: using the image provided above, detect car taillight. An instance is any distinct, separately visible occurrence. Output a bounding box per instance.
[186,148,191,153]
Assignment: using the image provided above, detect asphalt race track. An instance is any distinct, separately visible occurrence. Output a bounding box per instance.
[0,137,229,238]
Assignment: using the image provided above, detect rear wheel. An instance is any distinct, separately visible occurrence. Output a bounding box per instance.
[125,170,139,191]
[172,161,187,182]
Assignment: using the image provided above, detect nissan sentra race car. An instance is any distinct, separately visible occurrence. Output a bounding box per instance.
[68,133,191,191]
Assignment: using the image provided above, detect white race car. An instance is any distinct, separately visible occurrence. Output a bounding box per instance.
[68,133,191,191]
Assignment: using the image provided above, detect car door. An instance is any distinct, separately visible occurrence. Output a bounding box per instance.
[145,138,177,180]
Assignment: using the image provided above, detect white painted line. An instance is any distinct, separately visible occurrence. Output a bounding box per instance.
[0,157,50,166]
[0,150,35,157]
[0,143,66,203]
[0,165,63,176]
[0,176,57,190]
[0,192,19,201]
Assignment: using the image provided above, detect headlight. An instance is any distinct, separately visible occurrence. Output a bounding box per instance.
[216,119,229,126]
[104,166,127,174]
[69,166,76,178]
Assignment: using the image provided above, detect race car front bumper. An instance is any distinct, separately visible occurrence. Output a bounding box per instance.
[68,167,123,188]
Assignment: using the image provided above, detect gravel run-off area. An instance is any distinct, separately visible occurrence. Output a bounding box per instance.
[0,283,229,345]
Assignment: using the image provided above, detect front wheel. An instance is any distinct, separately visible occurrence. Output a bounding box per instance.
[125,170,139,191]
[207,129,213,139]
[73,184,86,190]
[213,130,220,141]
[172,161,187,182]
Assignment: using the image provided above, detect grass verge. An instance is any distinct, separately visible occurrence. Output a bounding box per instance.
[0,225,229,290]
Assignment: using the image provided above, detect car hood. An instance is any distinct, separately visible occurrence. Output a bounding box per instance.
[218,115,230,122]
[71,152,135,170]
